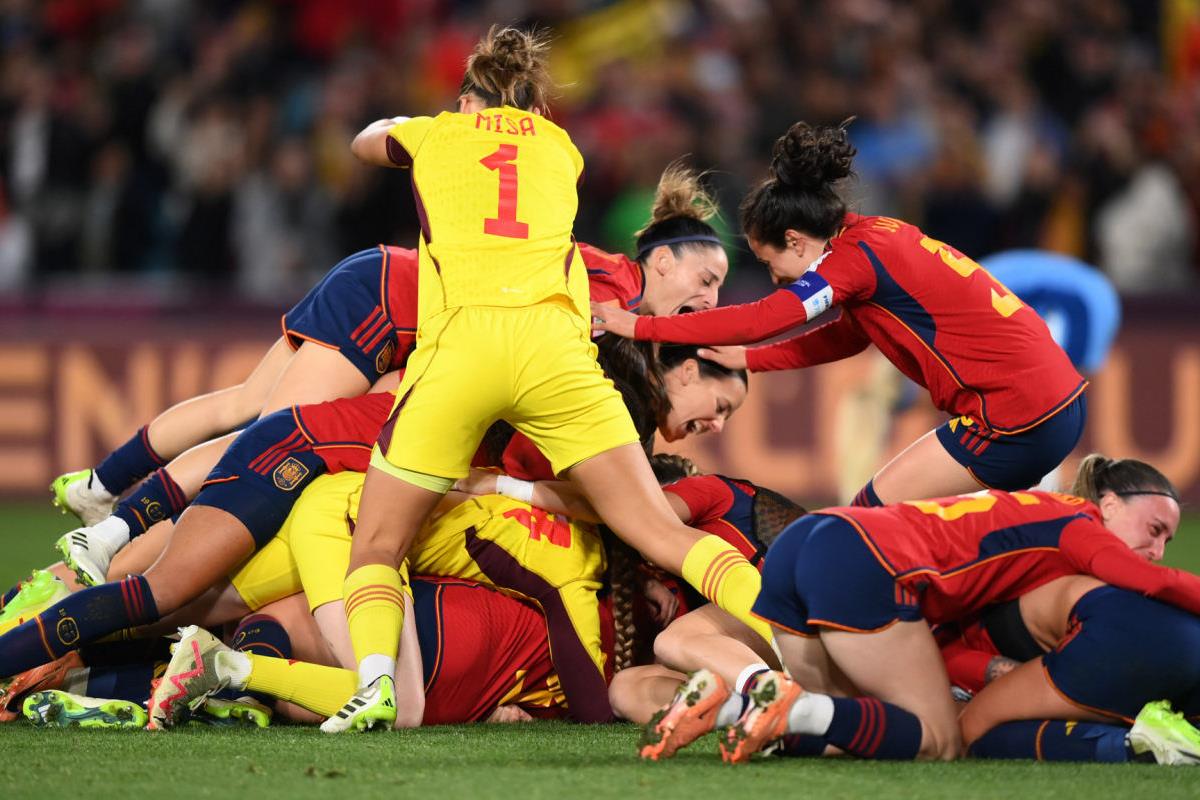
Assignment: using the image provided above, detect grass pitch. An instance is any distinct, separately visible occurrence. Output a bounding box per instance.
[3,504,1200,799]
[3,722,1200,800]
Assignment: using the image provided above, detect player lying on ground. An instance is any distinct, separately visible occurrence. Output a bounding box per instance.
[51,159,728,528]
[716,455,1188,763]
[592,119,1088,507]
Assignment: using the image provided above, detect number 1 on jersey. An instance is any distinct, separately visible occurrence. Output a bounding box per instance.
[481,144,529,239]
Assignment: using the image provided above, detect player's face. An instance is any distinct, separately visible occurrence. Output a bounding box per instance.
[1099,491,1181,562]
[659,359,747,442]
[644,245,728,315]
[747,233,823,285]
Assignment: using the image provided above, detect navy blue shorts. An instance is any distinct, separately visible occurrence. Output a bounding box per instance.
[1043,586,1200,722]
[935,393,1086,490]
[752,514,922,636]
[191,408,328,548]
[282,248,397,380]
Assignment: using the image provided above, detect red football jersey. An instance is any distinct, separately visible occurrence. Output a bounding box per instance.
[579,242,645,311]
[634,214,1086,433]
[378,245,420,371]
[419,579,564,724]
[663,475,763,564]
[821,490,1200,624]
[292,390,396,473]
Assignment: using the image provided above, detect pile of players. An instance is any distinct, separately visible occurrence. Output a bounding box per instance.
[1,25,1198,767]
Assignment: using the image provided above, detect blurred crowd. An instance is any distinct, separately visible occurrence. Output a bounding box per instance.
[0,0,1197,302]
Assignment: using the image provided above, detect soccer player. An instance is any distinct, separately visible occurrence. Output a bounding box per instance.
[51,160,726,527]
[723,457,1188,763]
[592,120,1088,505]
[327,26,762,732]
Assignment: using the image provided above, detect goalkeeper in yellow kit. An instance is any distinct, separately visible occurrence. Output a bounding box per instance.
[324,26,766,731]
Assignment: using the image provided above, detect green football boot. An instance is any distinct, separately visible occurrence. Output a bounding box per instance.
[1129,700,1200,765]
[0,570,70,636]
[50,469,115,526]
[22,690,147,729]
[319,675,397,733]
[190,696,273,729]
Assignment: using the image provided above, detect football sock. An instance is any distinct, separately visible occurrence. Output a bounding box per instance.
[1,581,22,610]
[225,614,293,707]
[68,662,157,704]
[850,479,883,507]
[83,516,132,553]
[819,696,923,759]
[969,720,1131,763]
[240,654,358,718]
[111,469,189,540]
[344,564,405,687]
[715,693,749,727]
[735,663,771,694]
[680,535,771,641]
[94,426,165,496]
[0,576,159,678]
[779,734,828,757]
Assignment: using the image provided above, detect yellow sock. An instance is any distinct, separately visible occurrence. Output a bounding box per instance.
[344,563,407,681]
[244,654,357,717]
[681,534,773,642]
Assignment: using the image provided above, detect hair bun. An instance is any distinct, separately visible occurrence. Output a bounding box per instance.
[769,119,856,191]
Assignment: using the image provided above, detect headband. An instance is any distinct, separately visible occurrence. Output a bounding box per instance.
[636,234,723,260]
[1114,490,1179,501]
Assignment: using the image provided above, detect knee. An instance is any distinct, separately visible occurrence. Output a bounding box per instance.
[607,669,639,721]
[652,623,687,669]
[918,718,964,761]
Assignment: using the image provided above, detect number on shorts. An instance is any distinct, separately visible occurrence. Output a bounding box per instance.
[480,144,530,240]
[918,236,1023,318]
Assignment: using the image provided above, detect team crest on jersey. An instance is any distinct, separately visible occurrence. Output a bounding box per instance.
[56,616,80,646]
[375,339,396,374]
[273,457,310,491]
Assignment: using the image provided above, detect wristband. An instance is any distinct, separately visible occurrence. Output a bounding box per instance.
[496,475,535,504]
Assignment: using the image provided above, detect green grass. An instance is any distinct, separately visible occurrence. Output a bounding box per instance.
[2,722,1200,800]
[4,505,1200,798]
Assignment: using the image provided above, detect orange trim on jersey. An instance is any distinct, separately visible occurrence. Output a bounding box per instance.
[282,329,340,352]
[377,244,390,317]
[820,511,900,577]
[749,610,817,638]
[1034,719,1049,761]
[896,547,1062,583]
[290,407,315,444]
[806,617,903,635]
[1041,662,1131,724]
[312,443,372,453]
[200,475,240,487]
[965,466,994,490]
[423,584,446,695]
[998,379,1088,436]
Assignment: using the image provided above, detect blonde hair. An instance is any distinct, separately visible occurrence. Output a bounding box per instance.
[635,160,720,239]
[460,25,554,111]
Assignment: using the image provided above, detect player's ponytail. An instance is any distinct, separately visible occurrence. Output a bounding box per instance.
[739,118,856,247]
[634,160,724,264]
[460,25,554,112]
[751,486,807,550]
[1070,453,1180,504]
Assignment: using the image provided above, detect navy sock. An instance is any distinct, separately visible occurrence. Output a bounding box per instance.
[969,720,1131,763]
[1,580,23,610]
[220,614,293,707]
[850,479,883,508]
[0,576,159,678]
[80,637,173,667]
[780,734,827,757]
[95,426,166,496]
[112,469,189,538]
[823,696,923,759]
[85,662,158,704]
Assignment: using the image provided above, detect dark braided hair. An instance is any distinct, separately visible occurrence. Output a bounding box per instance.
[739,118,856,247]
[605,532,640,673]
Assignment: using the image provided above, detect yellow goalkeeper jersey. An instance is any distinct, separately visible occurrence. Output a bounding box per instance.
[387,108,588,321]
